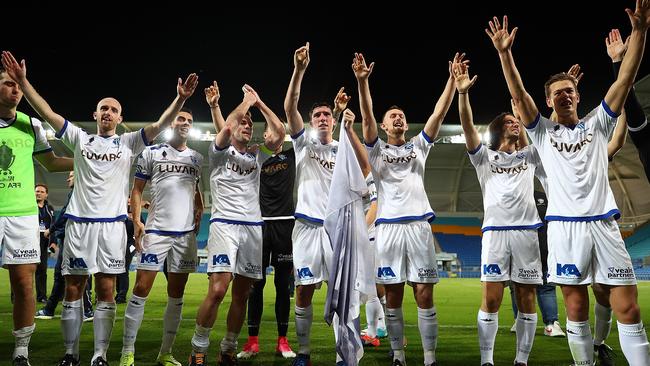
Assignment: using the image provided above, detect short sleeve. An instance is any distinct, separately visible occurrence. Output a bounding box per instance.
[134,149,152,180]
[31,117,52,154]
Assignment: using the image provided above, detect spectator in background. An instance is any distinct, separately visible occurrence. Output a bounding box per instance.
[34,183,54,303]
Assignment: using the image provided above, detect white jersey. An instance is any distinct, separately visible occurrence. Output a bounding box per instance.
[0,116,51,153]
[366,131,434,224]
[527,101,619,221]
[208,142,271,225]
[56,121,148,221]
[292,129,338,224]
[362,173,378,215]
[469,144,544,232]
[135,143,203,235]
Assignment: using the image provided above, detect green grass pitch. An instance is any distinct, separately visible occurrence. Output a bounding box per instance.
[1,270,649,365]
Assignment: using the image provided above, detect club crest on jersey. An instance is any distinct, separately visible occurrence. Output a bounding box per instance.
[112,138,121,148]
[576,122,588,132]
[516,152,525,159]
[190,155,199,165]
[331,147,338,155]
[0,141,15,175]
[404,142,414,150]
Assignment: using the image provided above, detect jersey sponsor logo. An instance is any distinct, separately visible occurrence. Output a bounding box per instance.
[417,267,438,278]
[550,134,593,153]
[297,267,314,279]
[140,253,159,264]
[212,254,231,266]
[382,151,417,164]
[377,266,396,278]
[483,264,502,275]
[308,150,335,170]
[69,257,88,269]
[226,162,257,176]
[607,266,635,280]
[556,263,582,278]
[244,262,262,274]
[178,259,196,269]
[262,162,289,175]
[276,253,293,263]
[517,268,539,280]
[156,163,200,177]
[81,149,123,161]
[11,248,38,259]
[489,162,529,175]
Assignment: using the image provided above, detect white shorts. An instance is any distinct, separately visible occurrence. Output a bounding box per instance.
[292,220,333,287]
[62,220,127,276]
[375,221,439,285]
[481,229,542,284]
[207,222,262,279]
[548,219,636,286]
[0,215,40,266]
[136,231,198,273]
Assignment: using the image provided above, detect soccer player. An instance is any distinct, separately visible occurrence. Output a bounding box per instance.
[451,60,544,366]
[118,107,204,366]
[282,42,342,366]
[487,6,650,365]
[352,52,459,366]
[0,61,73,366]
[2,50,198,366]
[189,85,285,366]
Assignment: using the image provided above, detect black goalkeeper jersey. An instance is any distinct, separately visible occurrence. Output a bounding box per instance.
[260,148,295,218]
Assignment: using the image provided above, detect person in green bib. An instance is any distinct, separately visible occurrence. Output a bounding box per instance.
[0,65,73,366]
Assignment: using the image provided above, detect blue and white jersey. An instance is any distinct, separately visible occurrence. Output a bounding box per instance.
[292,129,338,224]
[469,144,544,232]
[135,143,203,235]
[208,142,271,225]
[526,101,620,221]
[56,121,149,222]
[365,131,434,225]
[362,173,378,215]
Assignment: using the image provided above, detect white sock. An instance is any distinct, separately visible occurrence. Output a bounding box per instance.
[93,301,116,361]
[386,307,405,362]
[12,324,35,359]
[295,305,313,355]
[160,296,184,354]
[61,299,82,357]
[566,319,593,365]
[191,324,212,353]
[477,310,498,365]
[365,296,382,337]
[122,294,147,353]
[418,306,438,364]
[618,321,650,365]
[515,312,537,363]
[593,302,612,346]
[220,331,239,354]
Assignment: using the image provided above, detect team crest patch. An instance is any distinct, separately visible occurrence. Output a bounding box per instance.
[190,156,199,165]
[0,141,16,175]
[112,138,121,148]
[516,152,525,159]
[404,142,414,150]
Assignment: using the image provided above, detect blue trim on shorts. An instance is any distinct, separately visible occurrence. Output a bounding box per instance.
[145,229,193,236]
[375,212,436,225]
[294,213,324,224]
[481,222,543,232]
[63,214,127,222]
[209,218,264,226]
[546,209,620,222]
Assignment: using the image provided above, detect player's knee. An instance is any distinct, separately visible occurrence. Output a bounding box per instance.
[208,284,228,304]
[616,301,641,323]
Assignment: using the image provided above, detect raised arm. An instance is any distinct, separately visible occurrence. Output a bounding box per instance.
[130,178,147,251]
[511,99,530,148]
[352,53,378,143]
[143,73,198,142]
[486,16,539,126]
[608,111,628,159]
[284,42,310,136]
[423,53,462,139]
[218,90,257,148]
[332,87,352,122]
[342,108,371,177]
[604,2,650,114]
[205,80,226,132]
[245,84,285,151]
[1,51,66,131]
[452,60,481,151]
